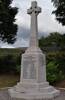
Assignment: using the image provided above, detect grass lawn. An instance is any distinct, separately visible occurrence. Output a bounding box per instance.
[0,74,65,89]
[0,74,19,88]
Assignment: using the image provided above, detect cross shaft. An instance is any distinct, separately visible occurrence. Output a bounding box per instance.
[27,1,41,47]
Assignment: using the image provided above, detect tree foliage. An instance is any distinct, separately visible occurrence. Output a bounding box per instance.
[46,51,65,84]
[39,33,65,84]
[52,0,65,25]
[39,32,65,51]
[0,0,18,43]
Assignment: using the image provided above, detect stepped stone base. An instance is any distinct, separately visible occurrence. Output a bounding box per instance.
[8,82,60,100]
[8,1,60,100]
[8,47,60,100]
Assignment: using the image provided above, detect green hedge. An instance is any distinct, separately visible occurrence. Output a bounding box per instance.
[46,51,65,84]
[0,48,65,85]
[0,48,24,74]
[0,54,21,74]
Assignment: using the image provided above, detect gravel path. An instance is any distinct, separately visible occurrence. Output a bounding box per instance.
[0,89,10,100]
[0,88,65,100]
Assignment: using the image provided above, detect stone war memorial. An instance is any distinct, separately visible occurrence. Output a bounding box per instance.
[8,1,60,100]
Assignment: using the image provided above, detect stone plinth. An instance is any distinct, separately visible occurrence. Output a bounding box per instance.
[8,1,60,100]
[20,47,46,82]
[8,47,60,100]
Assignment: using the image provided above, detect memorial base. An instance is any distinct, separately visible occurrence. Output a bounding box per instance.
[8,81,60,100]
[8,47,60,100]
[8,1,60,100]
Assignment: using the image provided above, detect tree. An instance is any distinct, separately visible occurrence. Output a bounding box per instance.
[39,32,65,52]
[0,0,18,44]
[52,0,65,25]
[39,32,62,47]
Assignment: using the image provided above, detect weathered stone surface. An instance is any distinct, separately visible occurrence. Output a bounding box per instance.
[20,49,46,82]
[0,89,65,100]
[27,1,41,47]
[8,1,60,100]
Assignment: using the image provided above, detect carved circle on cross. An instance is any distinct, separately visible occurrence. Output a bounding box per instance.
[27,1,41,15]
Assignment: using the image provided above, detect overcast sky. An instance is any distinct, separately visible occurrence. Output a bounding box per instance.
[1,0,65,48]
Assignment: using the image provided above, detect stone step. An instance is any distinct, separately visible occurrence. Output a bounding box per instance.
[8,87,60,100]
[17,82,49,88]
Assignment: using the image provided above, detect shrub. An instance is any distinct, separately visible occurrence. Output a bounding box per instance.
[47,61,58,84]
[46,52,65,84]
[0,54,21,74]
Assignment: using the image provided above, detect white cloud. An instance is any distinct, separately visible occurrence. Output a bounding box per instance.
[13,0,65,33]
[1,0,65,48]
[1,42,15,48]
[13,38,29,47]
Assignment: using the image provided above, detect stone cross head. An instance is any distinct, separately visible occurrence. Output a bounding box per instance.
[27,1,41,15]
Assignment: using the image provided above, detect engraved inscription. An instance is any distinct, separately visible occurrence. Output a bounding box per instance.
[23,56,36,79]
[39,55,44,67]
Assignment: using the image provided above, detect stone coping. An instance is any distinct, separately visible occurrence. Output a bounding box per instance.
[0,86,65,91]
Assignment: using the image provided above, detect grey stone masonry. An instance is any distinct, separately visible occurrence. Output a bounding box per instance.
[8,1,60,100]
[27,1,41,47]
